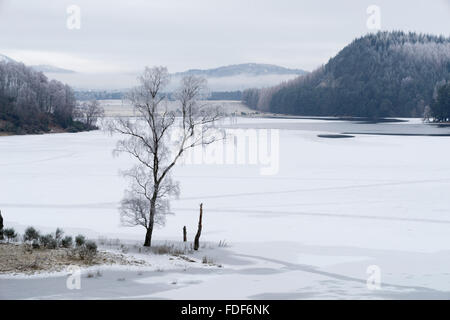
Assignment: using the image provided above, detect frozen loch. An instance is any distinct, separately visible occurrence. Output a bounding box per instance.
[1,117,450,299]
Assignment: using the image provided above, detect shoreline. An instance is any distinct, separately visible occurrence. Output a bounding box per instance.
[0,128,100,138]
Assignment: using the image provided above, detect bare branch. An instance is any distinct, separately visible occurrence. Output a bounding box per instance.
[110,67,223,246]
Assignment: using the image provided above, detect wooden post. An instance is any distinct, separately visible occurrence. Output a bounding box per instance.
[194,203,203,251]
[0,210,3,240]
[183,226,187,242]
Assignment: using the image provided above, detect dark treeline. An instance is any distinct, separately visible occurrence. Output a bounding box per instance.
[207,91,242,101]
[430,83,450,122]
[0,61,91,134]
[75,90,124,101]
[243,31,450,118]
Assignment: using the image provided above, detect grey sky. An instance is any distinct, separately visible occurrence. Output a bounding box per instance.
[0,0,449,74]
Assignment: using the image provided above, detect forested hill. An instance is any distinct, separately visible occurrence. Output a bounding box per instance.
[0,60,87,134]
[174,63,307,78]
[243,32,450,118]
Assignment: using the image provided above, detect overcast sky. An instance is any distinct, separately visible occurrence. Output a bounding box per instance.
[0,0,449,74]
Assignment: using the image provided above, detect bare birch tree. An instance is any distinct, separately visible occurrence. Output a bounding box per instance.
[75,100,104,127]
[109,66,222,247]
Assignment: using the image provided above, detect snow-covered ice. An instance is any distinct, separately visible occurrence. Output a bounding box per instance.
[1,118,449,299]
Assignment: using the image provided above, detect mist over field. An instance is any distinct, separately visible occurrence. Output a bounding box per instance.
[43,71,302,91]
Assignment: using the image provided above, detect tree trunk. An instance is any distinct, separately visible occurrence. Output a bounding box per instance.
[144,198,156,247]
[183,226,187,242]
[144,228,152,247]
[194,203,203,251]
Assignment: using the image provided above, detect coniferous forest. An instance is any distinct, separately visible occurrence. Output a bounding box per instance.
[242,32,450,119]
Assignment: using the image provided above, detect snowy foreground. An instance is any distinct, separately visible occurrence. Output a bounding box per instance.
[1,117,450,299]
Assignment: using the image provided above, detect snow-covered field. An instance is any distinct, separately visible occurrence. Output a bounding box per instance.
[1,117,450,299]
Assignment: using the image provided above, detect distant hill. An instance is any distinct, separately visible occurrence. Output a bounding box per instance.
[174,63,307,78]
[0,54,75,74]
[4,62,307,92]
[0,55,306,91]
[30,64,75,74]
[243,32,450,118]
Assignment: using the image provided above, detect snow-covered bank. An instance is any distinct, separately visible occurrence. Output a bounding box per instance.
[1,118,449,299]
[1,243,448,299]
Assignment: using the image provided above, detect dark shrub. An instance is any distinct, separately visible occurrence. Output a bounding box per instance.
[66,121,94,133]
[24,227,40,242]
[39,234,57,249]
[4,228,17,242]
[78,240,98,261]
[75,235,86,247]
[55,228,64,246]
[85,240,97,252]
[61,236,73,248]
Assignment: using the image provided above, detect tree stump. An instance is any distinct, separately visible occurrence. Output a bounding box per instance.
[0,210,3,240]
[194,203,203,250]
